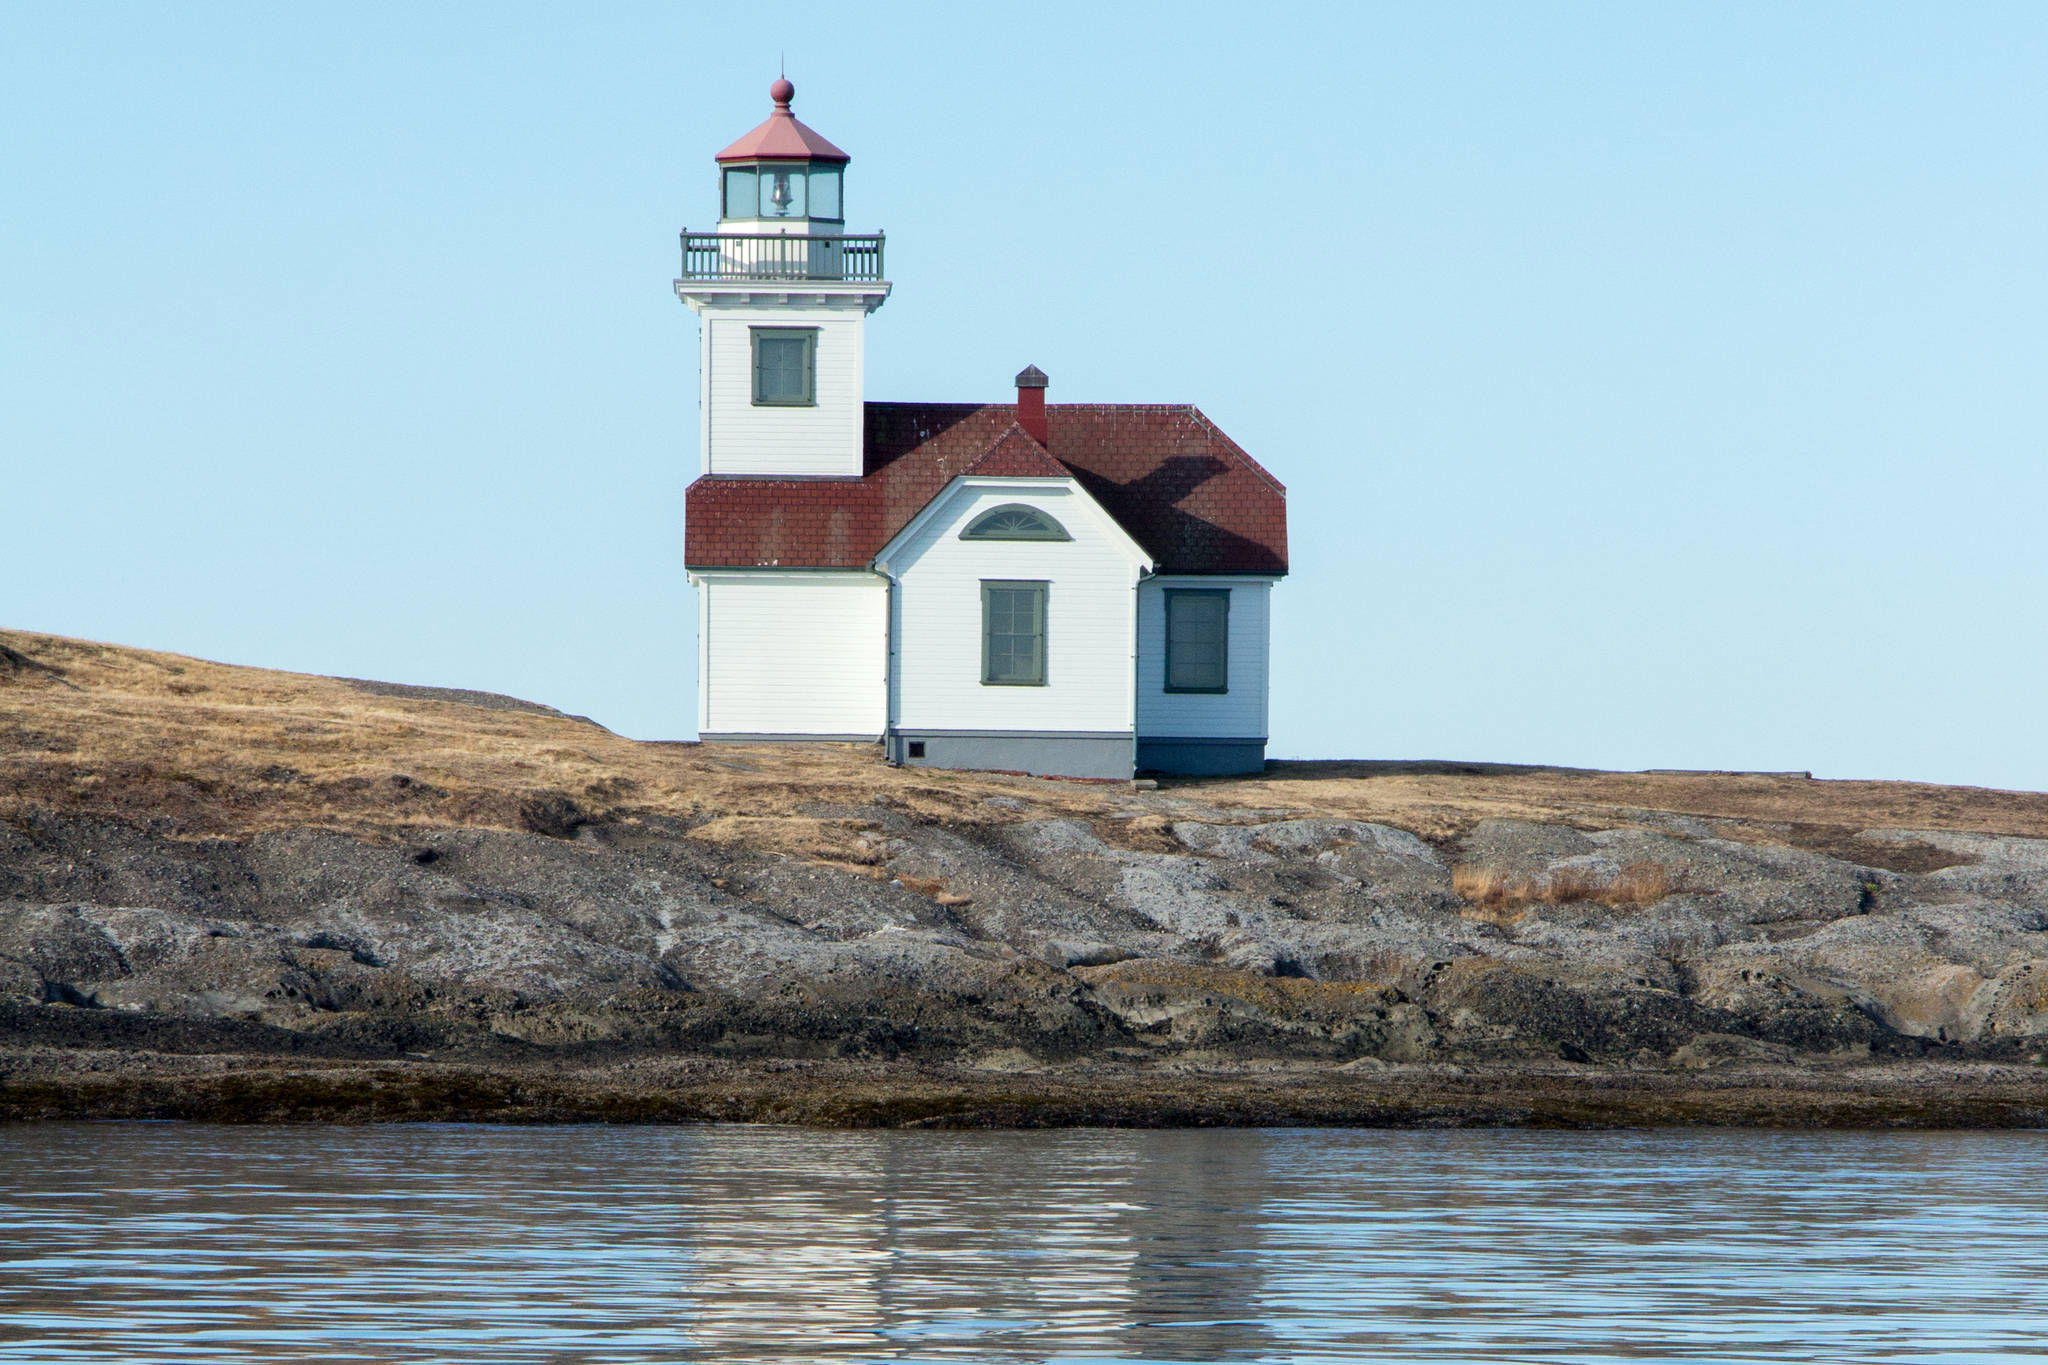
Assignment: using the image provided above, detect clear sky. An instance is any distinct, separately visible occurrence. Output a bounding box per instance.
[5,2,2044,790]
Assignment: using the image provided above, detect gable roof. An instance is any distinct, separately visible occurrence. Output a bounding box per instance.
[685,403,1287,575]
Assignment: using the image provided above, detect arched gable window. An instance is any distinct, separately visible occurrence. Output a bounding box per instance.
[960,504,1071,541]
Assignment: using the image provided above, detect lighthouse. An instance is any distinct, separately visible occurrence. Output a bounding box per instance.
[674,78,890,479]
[679,81,1287,779]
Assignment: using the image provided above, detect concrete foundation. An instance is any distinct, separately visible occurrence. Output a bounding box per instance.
[888,730,1133,780]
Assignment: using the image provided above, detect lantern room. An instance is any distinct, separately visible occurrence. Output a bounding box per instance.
[715,78,850,228]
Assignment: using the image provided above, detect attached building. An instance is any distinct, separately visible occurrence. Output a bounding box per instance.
[678,82,1288,780]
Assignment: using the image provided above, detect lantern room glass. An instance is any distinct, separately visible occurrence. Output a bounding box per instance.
[758,165,806,218]
[808,167,841,220]
[720,164,842,222]
[722,167,754,219]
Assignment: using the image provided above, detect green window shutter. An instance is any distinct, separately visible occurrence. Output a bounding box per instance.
[982,581,1048,686]
[1165,589,1229,693]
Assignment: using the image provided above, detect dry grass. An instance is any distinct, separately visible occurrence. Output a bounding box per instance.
[0,628,1133,844]
[684,815,889,870]
[1197,760,2048,845]
[1453,861,1693,918]
[5,627,2047,868]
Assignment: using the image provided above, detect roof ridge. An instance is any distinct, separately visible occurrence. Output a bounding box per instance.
[962,422,1068,479]
[1045,401,1199,410]
[1178,405,1287,496]
[862,400,1208,412]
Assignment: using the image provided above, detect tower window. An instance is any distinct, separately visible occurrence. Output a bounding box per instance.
[1164,589,1229,693]
[960,504,1070,541]
[982,581,1048,686]
[751,327,816,406]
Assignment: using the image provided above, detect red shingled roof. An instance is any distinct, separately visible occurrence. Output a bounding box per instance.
[715,81,851,165]
[961,423,1068,478]
[685,403,1287,575]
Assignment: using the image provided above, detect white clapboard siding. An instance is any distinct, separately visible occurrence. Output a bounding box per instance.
[1135,578,1273,738]
[702,308,865,477]
[698,571,886,736]
[886,482,1147,734]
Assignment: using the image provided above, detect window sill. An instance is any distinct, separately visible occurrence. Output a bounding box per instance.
[1164,686,1229,695]
[981,680,1048,688]
[751,399,816,408]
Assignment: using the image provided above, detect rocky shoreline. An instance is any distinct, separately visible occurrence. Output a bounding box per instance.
[7,629,2048,1128]
[7,1048,2047,1129]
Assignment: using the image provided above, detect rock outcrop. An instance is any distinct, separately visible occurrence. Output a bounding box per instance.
[8,797,2048,1071]
[6,627,2048,1124]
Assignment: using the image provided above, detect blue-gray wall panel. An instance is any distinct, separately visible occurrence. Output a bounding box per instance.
[1136,737,1267,776]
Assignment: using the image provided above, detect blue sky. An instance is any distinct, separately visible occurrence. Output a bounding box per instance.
[5,2,2044,790]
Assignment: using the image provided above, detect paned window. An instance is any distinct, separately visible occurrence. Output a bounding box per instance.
[960,504,1070,541]
[982,581,1047,686]
[1164,589,1229,693]
[751,328,816,406]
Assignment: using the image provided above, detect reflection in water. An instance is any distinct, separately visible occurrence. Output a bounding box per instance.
[671,1130,1276,1360]
[2,1123,2047,1361]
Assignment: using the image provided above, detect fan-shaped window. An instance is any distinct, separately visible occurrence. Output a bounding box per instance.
[960,504,1070,541]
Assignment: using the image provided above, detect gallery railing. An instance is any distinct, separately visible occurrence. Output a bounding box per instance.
[678,232,885,283]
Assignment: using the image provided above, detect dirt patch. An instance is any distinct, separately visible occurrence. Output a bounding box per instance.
[1091,814,1182,854]
[687,815,886,867]
[0,643,77,690]
[1784,823,1981,874]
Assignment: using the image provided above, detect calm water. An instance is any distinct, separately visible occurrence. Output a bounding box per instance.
[2,1124,2046,1363]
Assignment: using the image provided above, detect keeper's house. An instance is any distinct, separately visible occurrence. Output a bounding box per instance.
[678,81,1287,780]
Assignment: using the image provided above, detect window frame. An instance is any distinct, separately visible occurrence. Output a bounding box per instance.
[959,503,1072,542]
[721,166,757,219]
[1163,587,1230,694]
[753,161,808,218]
[807,165,843,221]
[721,163,843,221]
[981,579,1049,687]
[750,326,817,407]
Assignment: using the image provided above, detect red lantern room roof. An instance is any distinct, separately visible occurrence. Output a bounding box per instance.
[715,78,851,164]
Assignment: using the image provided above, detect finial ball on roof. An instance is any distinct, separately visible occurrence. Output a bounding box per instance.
[770,77,795,106]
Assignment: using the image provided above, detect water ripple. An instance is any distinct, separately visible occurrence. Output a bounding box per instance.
[2,1125,2047,1361]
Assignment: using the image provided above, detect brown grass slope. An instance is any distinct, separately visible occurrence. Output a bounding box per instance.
[4,627,2046,858]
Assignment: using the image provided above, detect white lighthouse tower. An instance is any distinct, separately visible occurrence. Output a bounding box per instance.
[674,78,891,478]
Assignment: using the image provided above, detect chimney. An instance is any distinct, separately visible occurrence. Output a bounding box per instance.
[1014,364,1049,445]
